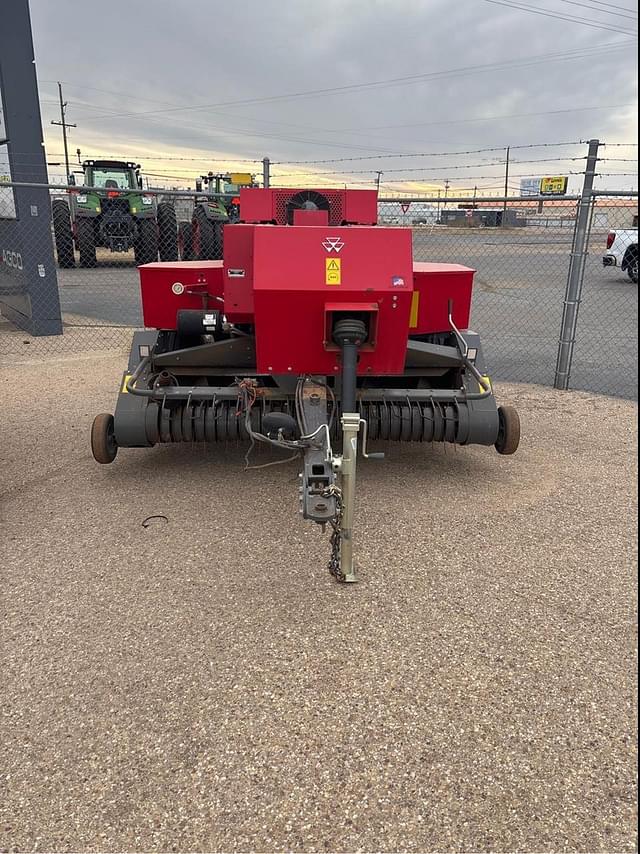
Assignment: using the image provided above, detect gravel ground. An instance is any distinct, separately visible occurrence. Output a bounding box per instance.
[0,353,637,853]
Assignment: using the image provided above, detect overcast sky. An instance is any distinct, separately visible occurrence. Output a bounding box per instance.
[28,0,639,194]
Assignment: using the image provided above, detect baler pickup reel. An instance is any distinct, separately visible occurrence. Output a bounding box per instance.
[91,187,520,583]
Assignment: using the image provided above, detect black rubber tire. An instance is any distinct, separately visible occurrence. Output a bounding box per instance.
[91,413,118,464]
[495,405,521,455]
[626,252,638,284]
[178,221,194,261]
[134,218,159,265]
[157,202,178,261]
[76,218,97,268]
[52,199,75,268]
[192,206,217,260]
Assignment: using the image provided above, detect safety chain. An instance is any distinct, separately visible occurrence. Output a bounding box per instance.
[327,490,344,582]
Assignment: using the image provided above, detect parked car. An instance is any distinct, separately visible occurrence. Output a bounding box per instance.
[603,228,638,283]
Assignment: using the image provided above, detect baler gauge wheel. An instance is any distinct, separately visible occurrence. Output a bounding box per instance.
[91,413,118,464]
[495,405,521,455]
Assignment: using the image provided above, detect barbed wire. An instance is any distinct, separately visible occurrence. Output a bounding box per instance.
[271,157,587,179]
[271,141,585,166]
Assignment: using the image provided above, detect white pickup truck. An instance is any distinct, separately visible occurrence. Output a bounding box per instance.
[603,228,638,283]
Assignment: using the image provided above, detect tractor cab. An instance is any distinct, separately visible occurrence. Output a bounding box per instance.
[83,160,141,191]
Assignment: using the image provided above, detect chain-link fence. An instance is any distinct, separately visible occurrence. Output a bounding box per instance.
[1,180,637,399]
[0,181,222,356]
[570,193,638,398]
[377,192,638,398]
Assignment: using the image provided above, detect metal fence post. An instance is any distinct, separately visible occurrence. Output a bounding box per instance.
[554,138,600,390]
[262,157,270,188]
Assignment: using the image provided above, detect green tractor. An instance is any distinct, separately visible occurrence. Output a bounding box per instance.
[178,171,256,261]
[52,159,178,268]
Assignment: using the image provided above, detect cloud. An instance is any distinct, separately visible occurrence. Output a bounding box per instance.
[30,0,637,193]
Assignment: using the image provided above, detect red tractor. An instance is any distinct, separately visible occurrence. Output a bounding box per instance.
[91,188,520,582]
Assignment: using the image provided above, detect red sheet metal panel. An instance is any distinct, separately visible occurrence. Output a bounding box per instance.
[222,225,255,323]
[411,262,475,334]
[139,260,224,329]
[247,224,413,374]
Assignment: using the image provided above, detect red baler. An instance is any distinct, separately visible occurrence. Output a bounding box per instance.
[91,188,520,582]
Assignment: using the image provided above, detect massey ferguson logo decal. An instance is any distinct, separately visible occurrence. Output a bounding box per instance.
[322,237,344,253]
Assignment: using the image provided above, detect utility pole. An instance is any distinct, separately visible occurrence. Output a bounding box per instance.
[444,179,450,207]
[502,145,510,225]
[375,170,383,192]
[473,185,478,207]
[51,82,76,183]
[262,156,270,188]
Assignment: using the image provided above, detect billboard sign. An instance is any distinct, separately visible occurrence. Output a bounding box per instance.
[520,177,541,196]
[540,176,569,196]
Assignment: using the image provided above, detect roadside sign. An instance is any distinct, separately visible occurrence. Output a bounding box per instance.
[520,177,541,196]
[540,176,569,196]
[400,203,411,213]
[228,172,253,186]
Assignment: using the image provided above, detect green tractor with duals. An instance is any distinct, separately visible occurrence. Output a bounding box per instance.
[52,159,178,268]
[178,171,257,261]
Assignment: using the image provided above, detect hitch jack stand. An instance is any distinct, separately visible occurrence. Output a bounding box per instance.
[332,316,368,583]
[338,411,361,583]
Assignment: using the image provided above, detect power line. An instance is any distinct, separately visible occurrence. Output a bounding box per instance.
[39,80,180,108]
[37,45,631,162]
[481,0,638,34]
[585,0,638,14]
[39,93,412,155]
[39,78,633,143]
[339,101,637,133]
[555,0,637,20]
[73,42,632,124]
[42,92,631,150]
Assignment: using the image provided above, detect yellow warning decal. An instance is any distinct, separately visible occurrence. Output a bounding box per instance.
[325,257,341,285]
[409,291,420,328]
[479,375,491,393]
[121,373,132,394]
